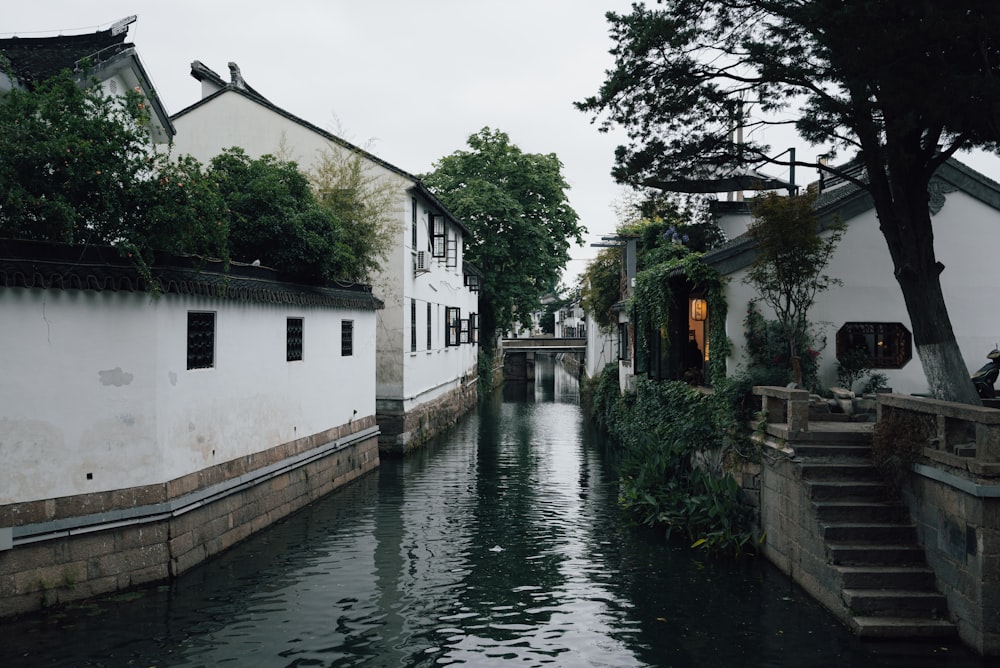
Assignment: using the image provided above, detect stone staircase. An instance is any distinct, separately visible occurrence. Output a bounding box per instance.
[796,433,957,638]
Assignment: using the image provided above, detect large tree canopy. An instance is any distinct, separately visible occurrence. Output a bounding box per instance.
[577,0,1000,403]
[423,128,584,352]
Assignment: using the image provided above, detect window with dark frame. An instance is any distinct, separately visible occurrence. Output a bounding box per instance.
[287,317,303,362]
[341,319,354,357]
[469,312,479,344]
[426,302,433,350]
[617,322,629,361]
[431,214,446,258]
[446,236,457,268]
[187,311,215,370]
[411,197,418,249]
[410,299,417,352]
[459,318,470,344]
[445,307,461,347]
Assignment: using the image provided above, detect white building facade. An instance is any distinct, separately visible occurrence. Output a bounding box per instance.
[170,62,479,454]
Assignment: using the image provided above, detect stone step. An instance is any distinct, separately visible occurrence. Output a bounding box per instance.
[793,443,873,458]
[852,616,956,639]
[823,522,917,544]
[835,565,938,590]
[813,500,909,523]
[799,462,881,481]
[843,589,949,618]
[827,542,927,565]
[808,480,888,501]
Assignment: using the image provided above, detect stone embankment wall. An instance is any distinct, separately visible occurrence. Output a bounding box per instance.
[733,440,852,620]
[0,418,379,618]
[878,393,1000,655]
[378,380,478,456]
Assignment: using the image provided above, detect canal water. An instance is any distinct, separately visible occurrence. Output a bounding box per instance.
[0,357,991,667]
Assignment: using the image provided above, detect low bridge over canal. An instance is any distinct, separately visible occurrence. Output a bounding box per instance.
[501,337,586,380]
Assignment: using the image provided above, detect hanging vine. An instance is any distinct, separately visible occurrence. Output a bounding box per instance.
[631,249,729,385]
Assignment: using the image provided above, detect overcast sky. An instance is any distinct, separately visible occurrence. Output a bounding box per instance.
[7,2,1000,287]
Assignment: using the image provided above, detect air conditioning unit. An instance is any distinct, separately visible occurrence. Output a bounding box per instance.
[414,250,429,275]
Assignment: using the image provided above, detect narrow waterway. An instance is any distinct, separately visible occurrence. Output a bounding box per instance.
[0,357,990,667]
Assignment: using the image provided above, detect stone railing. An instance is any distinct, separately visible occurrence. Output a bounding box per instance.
[877,393,1000,476]
[753,385,811,433]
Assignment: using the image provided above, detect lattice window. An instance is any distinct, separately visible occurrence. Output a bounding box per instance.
[187,312,215,370]
[287,317,303,361]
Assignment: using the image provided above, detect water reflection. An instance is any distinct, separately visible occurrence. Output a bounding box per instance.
[0,355,990,667]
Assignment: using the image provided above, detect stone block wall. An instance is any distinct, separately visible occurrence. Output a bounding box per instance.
[755,454,850,619]
[378,381,478,456]
[0,417,378,618]
[906,468,1000,655]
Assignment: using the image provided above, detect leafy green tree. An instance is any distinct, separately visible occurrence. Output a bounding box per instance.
[581,246,622,331]
[135,155,229,261]
[207,148,358,283]
[310,145,401,283]
[423,128,585,355]
[578,1,1000,403]
[0,68,154,245]
[745,192,843,386]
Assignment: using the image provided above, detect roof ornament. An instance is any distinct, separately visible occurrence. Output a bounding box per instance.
[110,15,137,36]
[228,62,245,90]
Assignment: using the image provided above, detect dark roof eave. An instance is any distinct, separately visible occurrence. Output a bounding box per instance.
[0,239,383,310]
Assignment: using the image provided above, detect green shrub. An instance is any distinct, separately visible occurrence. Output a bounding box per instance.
[588,371,757,557]
[871,409,933,497]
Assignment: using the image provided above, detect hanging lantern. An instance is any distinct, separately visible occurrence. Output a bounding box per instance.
[690,297,708,322]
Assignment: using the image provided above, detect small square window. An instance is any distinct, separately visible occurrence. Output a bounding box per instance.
[342,319,354,357]
[187,312,215,370]
[287,317,303,361]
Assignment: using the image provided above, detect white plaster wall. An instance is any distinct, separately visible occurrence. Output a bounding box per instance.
[0,287,375,504]
[585,315,617,379]
[722,189,1000,395]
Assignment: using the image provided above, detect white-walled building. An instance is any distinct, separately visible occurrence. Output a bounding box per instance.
[0,240,381,617]
[703,159,1000,395]
[170,62,479,455]
[0,17,173,145]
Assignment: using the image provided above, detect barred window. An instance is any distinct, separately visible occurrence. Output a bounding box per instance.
[341,319,354,357]
[287,317,303,361]
[187,312,215,370]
